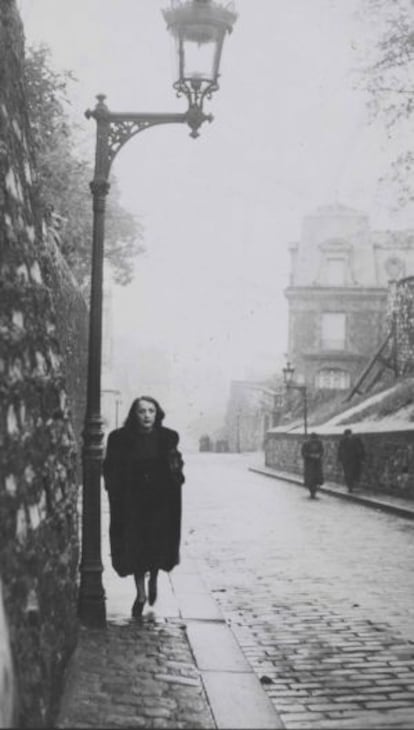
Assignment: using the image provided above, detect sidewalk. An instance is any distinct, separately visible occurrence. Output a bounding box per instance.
[55,555,282,730]
[249,462,414,520]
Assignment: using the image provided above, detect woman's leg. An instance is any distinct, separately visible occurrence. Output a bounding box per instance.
[132,573,146,616]
[148,569,158,606]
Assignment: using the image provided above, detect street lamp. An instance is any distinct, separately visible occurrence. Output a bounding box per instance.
[164,0,237,137]
[78,0,237,627]
[282,360,308,436]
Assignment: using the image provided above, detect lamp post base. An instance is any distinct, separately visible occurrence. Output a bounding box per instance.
[78,601,106,628]
[78,570,106,628]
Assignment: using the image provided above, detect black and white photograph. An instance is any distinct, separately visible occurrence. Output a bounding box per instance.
[1,0,414,727]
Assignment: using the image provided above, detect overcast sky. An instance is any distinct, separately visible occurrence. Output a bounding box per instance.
[18,0,414,445]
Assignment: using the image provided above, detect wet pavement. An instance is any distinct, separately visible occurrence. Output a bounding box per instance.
[56,454,282,729]
[56,453,414,729]
[250,462,414,521]
[56,515,218,729]
[184,453,414,729]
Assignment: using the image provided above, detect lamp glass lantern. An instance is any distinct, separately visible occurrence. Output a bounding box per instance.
[163,0,237,97]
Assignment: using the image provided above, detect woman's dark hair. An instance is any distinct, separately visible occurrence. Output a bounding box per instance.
[124,396,165,430]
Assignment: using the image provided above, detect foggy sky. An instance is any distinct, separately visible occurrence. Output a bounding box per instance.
[19,0,414,446]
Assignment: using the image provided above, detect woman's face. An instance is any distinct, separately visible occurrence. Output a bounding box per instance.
[136,399,157,431]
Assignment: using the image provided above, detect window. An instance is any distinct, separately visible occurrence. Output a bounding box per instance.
[326,258,346,286]
[321,313,346,350]
[316,369,350,390]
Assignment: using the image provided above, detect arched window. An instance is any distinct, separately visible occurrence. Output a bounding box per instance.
[316,369,350,390]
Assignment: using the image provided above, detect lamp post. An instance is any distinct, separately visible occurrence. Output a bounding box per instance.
[272,391,283,427]
[282,360,308,436]
[235,407,241,453]
[78,0,237,627]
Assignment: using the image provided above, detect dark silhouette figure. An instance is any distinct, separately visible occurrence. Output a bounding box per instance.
[301,432,324,498]
[337,428,365,493]
[199,434,211,452]
[103,396,185,617]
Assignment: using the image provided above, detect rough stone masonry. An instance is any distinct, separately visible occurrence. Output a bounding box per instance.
[0,1,88,726]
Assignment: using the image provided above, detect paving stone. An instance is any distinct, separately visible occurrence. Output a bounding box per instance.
[271,703,307,713]
[56,617,215,729]
[182,454,414,730]
[155,673,201,687]
[279,711,326,723]
[365,700,414,709]
[307,703,361,712]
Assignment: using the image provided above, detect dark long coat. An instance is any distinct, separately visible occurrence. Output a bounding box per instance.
[337,435,365,486]
[103,425,184,577]
[301,436,324,488]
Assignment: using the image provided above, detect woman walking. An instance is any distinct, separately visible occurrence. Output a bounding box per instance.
[103,396,185,617]
[301,432,324,498]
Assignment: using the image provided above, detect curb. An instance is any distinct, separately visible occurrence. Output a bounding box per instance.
[169,559,283,729]
[249,466,414,521]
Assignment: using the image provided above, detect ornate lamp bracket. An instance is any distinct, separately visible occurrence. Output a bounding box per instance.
[106,120,159,167]
[85,94,213,180]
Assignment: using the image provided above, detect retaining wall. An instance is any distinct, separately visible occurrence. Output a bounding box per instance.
[265,430,414,498]
[0,3,88,725]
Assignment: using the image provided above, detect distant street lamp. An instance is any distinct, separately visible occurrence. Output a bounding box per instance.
[282,360,308,436]
[78,0,237,627]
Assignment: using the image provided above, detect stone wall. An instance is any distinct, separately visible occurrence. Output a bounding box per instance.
[265,430,414,498]
[0,2,88,726]
[43,229,88,453]
[388,277,414,376]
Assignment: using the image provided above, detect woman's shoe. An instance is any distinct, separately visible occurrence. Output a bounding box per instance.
[132,598,145,617]
[148,576,157,606]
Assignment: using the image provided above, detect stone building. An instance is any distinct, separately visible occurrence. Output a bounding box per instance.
[225,380,282,452]
[286,204,414,391]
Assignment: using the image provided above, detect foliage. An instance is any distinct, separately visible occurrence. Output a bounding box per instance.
[24,44,145,292]
[358,0,414,206]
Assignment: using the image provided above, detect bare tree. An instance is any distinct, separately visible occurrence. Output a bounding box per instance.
[358,0,414,206]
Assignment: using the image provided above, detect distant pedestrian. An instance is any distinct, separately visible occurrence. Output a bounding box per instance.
[396,466,411,494]
[103,396,185,617]
[301,432,324,498]
[337,428,365,493]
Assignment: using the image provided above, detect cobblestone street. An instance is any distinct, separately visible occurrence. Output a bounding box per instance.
[183,453,414,729]
[57,619,215,729]
[57,452,414,729]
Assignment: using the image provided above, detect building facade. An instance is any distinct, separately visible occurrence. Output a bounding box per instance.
[225,380,281,452]
[285,204,414,391]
